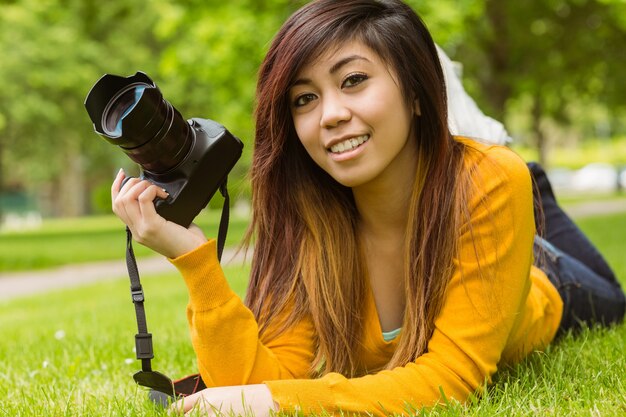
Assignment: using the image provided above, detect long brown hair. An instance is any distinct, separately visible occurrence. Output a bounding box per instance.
[245,0,468,376]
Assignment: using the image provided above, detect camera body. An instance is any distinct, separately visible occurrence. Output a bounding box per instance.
[142,117,242,227]
[84,72,243,227]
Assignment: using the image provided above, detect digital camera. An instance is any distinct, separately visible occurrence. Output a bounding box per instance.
[85,71,243,227]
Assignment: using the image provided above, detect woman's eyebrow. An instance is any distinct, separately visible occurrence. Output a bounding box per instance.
[292,78,311,87]
[292,55,371,87]
[329,55,369,74]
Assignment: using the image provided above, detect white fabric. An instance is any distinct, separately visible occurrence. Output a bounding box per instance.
[436,45,512,145]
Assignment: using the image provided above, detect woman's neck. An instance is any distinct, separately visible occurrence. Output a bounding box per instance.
[353,142,419,333]
[353,162,418,239]
[353,179,413,238]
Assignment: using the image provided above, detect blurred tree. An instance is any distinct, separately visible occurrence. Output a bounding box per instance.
[148,0,298,203]
[456,0,626,165]
[0,0,162,216]
[1,0,625,218]
[407,0,485,48]
[0,0,300,217]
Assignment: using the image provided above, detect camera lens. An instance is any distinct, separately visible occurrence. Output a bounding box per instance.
[102,84,147,137]
[85,72,193,174]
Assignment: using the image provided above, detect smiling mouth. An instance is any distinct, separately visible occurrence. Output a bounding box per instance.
[328,135,370,154]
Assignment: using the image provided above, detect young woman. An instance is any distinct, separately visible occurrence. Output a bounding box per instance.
[112,1,625,415]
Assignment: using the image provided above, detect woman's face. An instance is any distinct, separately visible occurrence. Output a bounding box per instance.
[289,40,420,189]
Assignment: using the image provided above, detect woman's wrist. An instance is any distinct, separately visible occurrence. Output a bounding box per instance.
[146,222,207,259]
[164,231,207,259]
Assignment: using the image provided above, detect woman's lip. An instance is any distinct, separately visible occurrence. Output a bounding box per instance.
[326,134,370,151]
[327,137,369,161]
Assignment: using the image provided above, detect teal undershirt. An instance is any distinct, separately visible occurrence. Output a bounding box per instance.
[382,327,402,342]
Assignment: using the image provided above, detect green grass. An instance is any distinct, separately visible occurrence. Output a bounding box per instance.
[0,213,625,415]
[574,215,626,287]
[510,135,626,170]
[1,191,623,273]
[0,210,250,272]
[0,263,251,416]
[558,191,626,206]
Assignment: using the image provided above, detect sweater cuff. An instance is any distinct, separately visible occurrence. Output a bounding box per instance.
[168,239,236,311]
[265,378,335,415]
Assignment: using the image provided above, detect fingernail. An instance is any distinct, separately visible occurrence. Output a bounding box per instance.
[118,168,124,176]
[162,188,169,195]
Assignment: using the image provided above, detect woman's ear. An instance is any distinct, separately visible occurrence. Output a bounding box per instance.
[413,98,421,116]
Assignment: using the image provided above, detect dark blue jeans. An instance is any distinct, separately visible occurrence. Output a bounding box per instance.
[528,163,626,334]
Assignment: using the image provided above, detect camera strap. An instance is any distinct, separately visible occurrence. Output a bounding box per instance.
[126,225,154,371]
[216,180,230,261]
[125,180,231,397]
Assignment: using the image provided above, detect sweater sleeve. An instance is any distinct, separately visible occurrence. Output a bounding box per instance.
[169,240,316,386]
[266,146,538,415]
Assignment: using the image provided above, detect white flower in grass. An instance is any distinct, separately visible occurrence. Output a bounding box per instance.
[42,360,49,368]
[124,358,134,365]
[54,329,66,340]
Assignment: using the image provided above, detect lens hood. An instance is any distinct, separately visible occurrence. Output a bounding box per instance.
[85,71,195,173]
[85,71,155,139]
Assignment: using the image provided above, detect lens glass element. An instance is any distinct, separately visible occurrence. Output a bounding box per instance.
[103,84,148,137]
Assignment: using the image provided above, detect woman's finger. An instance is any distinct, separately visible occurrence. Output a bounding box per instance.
[114,179,151,228]
[118,176,142,196]
[171,392,199,414]
[110,168,125,201]
[137,184,169,222]
[112,176,139,225]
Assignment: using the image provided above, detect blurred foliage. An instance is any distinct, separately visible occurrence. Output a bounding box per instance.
[0,0,625,217]
[455,0,626,163]
[511,135,626,169]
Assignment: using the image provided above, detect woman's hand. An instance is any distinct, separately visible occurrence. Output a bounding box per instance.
[111,169,207,259]
[170,384,278,417]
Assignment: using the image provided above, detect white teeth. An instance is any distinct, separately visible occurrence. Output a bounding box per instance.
[330,135,369,154]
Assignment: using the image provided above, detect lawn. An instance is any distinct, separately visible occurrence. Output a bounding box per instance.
[2,194,625,273]
[0,212,625,416]
[0,263,252,417]
[0,209,251,272]
[510,135,626,170]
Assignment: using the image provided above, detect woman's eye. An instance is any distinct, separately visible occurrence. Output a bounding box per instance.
[342,73,368,88]
[294,93,317,107]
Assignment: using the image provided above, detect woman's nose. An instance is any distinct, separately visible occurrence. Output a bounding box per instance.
[320,94,351,128]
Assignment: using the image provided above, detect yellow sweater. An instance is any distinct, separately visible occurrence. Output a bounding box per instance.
[170,139,563,415]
